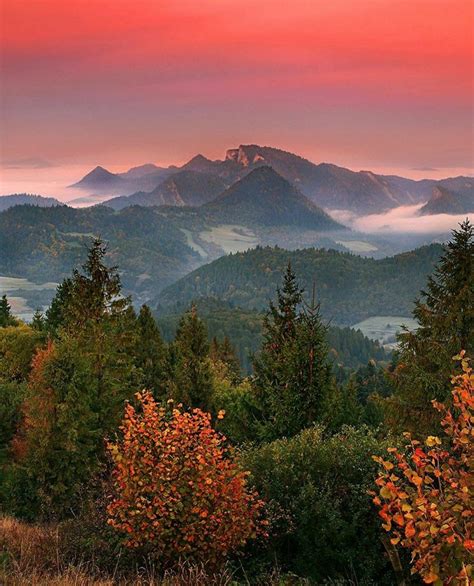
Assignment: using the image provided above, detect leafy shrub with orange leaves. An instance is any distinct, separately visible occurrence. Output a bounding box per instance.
[372,353,473,585]
[107,391,266,567]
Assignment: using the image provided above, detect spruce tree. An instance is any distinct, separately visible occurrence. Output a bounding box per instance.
[44,278,73,334]
[170,304,214,411]
[252,265,332,440]
[135,304,166,396]
[31,309,45,331]
[387,219,474,434]
[0,295,17,327]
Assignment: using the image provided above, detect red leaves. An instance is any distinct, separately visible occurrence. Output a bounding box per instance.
[372,354,474,585]
[107,390,265,565]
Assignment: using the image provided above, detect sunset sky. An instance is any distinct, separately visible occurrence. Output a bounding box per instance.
[1,0,473,180]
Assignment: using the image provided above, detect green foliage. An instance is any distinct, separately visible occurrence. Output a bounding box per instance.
[252,265,332,440]
[166,305,214,412]
[387,220,474,435]
[242,425,398,584]
[0,295,17,328]
[135,304,166,396]
[158,243,443,325]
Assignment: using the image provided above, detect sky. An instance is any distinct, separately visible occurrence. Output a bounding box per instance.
[0,0,473,185]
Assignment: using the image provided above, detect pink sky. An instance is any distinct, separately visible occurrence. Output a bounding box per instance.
[1,0,473,177]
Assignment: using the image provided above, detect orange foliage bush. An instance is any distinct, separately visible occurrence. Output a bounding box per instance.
[373,352,473,585]
[107,391,265,566]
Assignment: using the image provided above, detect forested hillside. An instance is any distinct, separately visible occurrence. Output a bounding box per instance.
[156,299,387,374]
[157,244,443,325]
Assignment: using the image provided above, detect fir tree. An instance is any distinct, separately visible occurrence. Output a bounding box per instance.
[44,278,73,334]
[0,295,17,328]
[170,304,214,411]
[31,309,45,331]
[386,219,474,434]
[135,304,166,396]
[252,266,332,440]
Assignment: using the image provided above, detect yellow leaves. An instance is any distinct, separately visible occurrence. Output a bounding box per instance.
[425,436,441,447]
[380,486,393,499]
[217,409,226,420]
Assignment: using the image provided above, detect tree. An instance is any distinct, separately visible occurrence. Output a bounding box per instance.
[210,336,241,383]
[373,353,473,585]
[135,305,166,396]
[44,278,73,334]
[31,309,45,332]
[107,390,265,567]
[387,220,474,435]
[252,265,332,440]
[10,240,140,518]
[0,295,17,328]
[169,304,214,412]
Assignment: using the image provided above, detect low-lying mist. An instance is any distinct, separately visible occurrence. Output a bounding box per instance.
[328,204,472,235]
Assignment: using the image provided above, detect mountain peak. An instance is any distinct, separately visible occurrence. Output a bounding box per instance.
[206,165,343,230]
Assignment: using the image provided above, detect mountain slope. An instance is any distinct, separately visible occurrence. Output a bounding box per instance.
[156,244,443,325]
[103,171,227,210]
[204,166,344,230]
[419,182,474,215]
[0,204,201,302]
[0,194,63,212]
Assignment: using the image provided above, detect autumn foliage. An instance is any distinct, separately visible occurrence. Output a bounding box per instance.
[373,353,473,585]
[107,391,265,566]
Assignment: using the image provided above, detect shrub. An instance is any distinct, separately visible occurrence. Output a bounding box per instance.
[107,391,265,568]
[373,353,473,584]
[242,425,397,584]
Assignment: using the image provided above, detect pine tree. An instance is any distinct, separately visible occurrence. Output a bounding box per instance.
[169,304,214,412]
[0,295,17,327]
[31,309,45,331]
[386,220,474,434]
[252,266,333,440]
[44,278,73,334]
[135,305,166,396]
[210,336,241,382]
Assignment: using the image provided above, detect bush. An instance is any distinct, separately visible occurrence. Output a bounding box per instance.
[107,391,265,568]
[242,425,398,584]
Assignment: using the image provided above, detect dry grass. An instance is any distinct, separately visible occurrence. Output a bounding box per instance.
[0,516,235,585]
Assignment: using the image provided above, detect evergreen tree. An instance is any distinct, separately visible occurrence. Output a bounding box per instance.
[210,335,241,382]
[44,278,73,334]
[169,304,214,411]
[386,220,474,434]
[0,295,17,327]
[252,265,333,440]
[135,305,166,396]
[13,239,141,518]
[31,309,45,331]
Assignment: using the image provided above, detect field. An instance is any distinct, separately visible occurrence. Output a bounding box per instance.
[352,315,419,349]
[0,276,58,321]
[199,224,259,254]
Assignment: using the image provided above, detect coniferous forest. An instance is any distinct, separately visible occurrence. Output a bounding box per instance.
[0,220,472,585]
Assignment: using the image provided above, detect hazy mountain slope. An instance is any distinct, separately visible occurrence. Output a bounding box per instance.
[157,244,443,325]
[204,166,344,229]
[0,204,201,302]
[103,171,227,210]
[419,184,474,215]
[0,194,63,212]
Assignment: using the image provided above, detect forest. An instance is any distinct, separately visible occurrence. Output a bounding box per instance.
[0,220,472,585]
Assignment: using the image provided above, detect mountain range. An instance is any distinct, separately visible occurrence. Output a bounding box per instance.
[70,144,474,215]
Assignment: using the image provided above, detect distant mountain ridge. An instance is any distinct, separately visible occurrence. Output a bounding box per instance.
[0,193,62,212]
[70,144,474,215]
[419,180,474,215]
[103,171,228,210]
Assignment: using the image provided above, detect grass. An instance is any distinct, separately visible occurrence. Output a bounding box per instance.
[0,516,308,586]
